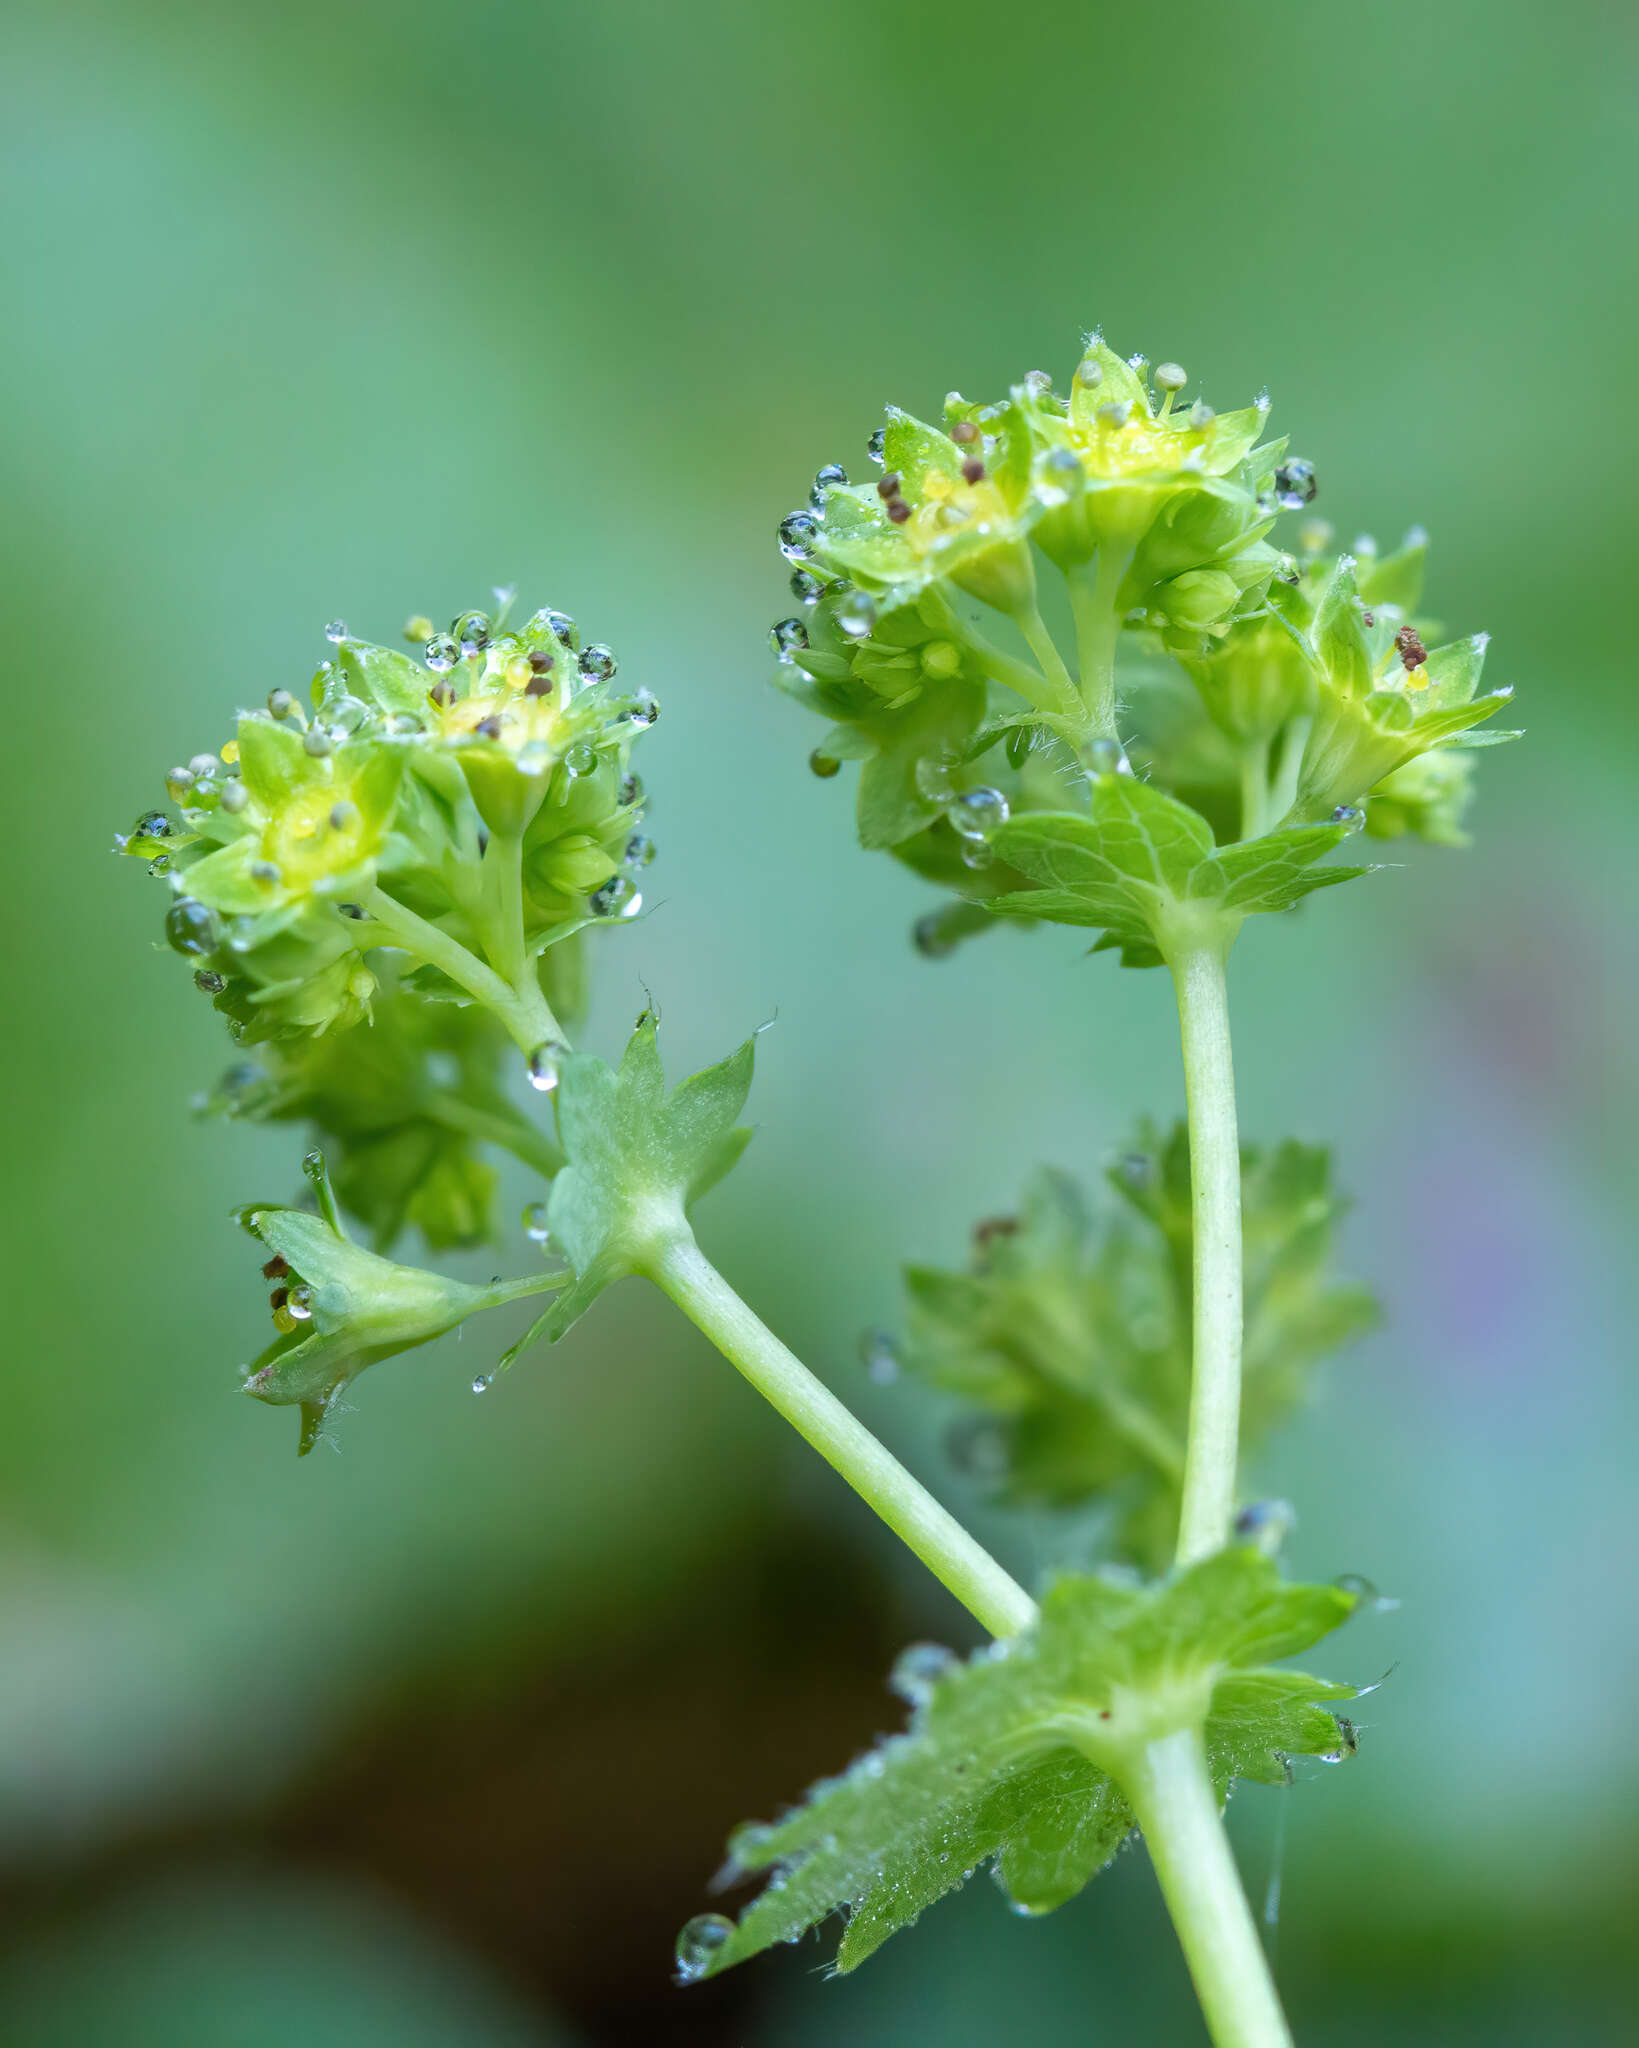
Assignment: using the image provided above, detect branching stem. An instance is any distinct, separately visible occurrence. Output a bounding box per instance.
[646,1232,1039,1639]
[361,883,561,1055]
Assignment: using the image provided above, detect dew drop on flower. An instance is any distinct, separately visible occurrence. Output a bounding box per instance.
[810,462,848,507]
[961,839,995,870]
[1334,1573,1379,1605]
[835,589,877,640]
[620,689,659,728]
[1087,737,1132,778]
[522,1201,553,1245]
[809,749,841,779]
[452,611,491,654]
[770,617,809,658]
[564,742,598,777]
[619,772,644,807]
[1330,805,1365,835]
[195,968,226,994]
[165,896,218,957]
[578,643,617,681]
[527,1042,567,1094]
[789,566,824,606]
[425,635,460,674]
[624,833,655,867]
[286,1284,314,1322]
[1274,459,1318,509]
[889,1641,958,1707]
[1234,1499,1296,1555]
[867,426,886,466]
[324,619,349,643]
[778,510,819,560]
[914,756,956,803]
[472,1372,495,1394]
[674,1914,734,1985]
[858,1328,900,1385]
[913,911,956,959]
[945,787,1009,840]
[589,875,640,919]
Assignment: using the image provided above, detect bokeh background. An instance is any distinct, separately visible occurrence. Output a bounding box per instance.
[3,1,1636,2040]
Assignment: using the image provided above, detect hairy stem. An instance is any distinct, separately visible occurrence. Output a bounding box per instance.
[1068,544,1134,742]
[361,884,560,1055]
[647,1233,1039,1639]
[1016,605,1081,720]
[1121,1730,1292,2048]
[1169,937,1243,1565]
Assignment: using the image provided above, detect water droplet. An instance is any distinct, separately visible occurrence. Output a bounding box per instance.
[889,1641,958,1707]
[135,808,175,840]
[324,618,349,643]
[527,1042,567,1093]
[1087,736,1132,777]
[220,779,249,814]
[1316,1715,1359,1763]
[809,749,841,779]
[835,588,877,640]
[1330,805,1365,835]
[770,617,809,658]
[1022,368,1052,397]
[194,968,226,994]
[674,1913,734,1985]
[623,833,656,868]
[1274,459,1318,510]
[914,756,956,803]
[522,1200,553,1244]
[619,772,644,808]
[1334,1573,1378,1605]
[1234,1499,1296,1556]
[945,786,1009,840]
[961,838,994,870]
[424,634,462,674]
[858,1328,900,1385]
[913,911,956,959]
[620,689,658,728]
[789,567,824,606]
[286,1283,314,1322]
[564,742,598,777]
[778,510,819,560]
[810,462,849,507]
[946,1415,1009,1478]
[472,1372,495,1395]
[589,875,640,919]
[451,610,491,655]
[578,643,617,681]
[146,854,172,877]
[302,1148,326,1183]
[867,426,887,465]
[165,896,218,957]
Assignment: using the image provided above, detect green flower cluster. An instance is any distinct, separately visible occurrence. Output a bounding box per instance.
[115,597,657,1044]
[770,338,1518,956]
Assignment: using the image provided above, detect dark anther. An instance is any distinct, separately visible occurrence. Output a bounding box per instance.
[474,716,502,739]
[973,1215,1019,1246]
[1362,611,1375,627]
[261,1255,290,1280]
[337,902,365,919]
[431,681,455,706]
[1395,625,1428,671]
[524,675,553,697]
[268,1286,289,1312]
[961,457,985,484]
[876,472,903,500]
[887,499,911,523]
[527,649,554,673]
[951,421,980,445]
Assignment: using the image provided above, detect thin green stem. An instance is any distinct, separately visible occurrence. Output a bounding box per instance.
[647,1233,1039,1639]
[1169,937,1243,1566]
[1120,1729,1292,2048]
[482,827,530,992]
[1015,604,1082,719]
[1068,544,1134,742]
[1266,713,1310,828]
[361,884,560,1055]
[425,1090,564,1179]
[1239,734,1272,842]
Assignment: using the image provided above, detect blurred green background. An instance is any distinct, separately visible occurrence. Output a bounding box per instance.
[3,0,1636,2040]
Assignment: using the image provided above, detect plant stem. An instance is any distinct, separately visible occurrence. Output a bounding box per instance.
[1169,936,1243,1566]
[1016,605,1082,720]
[1121,1729,1293,2048]
[425,1090,564,1178]
[362,883,561,1055]
[646,1233,1039,1639]
[1068,544,1134,741]
[1239,735,1272,841]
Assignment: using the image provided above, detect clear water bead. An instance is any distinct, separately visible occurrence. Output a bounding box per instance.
[889,1641,958,1708]
[810,461,848,507]
[945,786,1009,840]
[324,619,349,643]
[1234,1499,1296,1556]
[675,1914,734,1986]
[777,510,819,560]
[620,689,659,728]
[961,838,994,870]
[527,1041,567,1093]
[835,588,876,640]
[452,611,491,654]
[1087,736,1131,777]
[589,874,640,919]
[867,426,886,465]
[578,643,617,681]
[1330,805,1366,835]
[1274,459,1318,509]
[789,566,824,606]
[858,1328,900,1385]
[770,617,809,658]
[425,634,460,673]
[472,1372,495,1394]
[522,1200,553,1244]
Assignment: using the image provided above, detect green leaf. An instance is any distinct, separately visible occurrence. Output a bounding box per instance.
[544,1015,757,1337]
[896,1133,1377,1566]
[695,1550,1359,1979]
